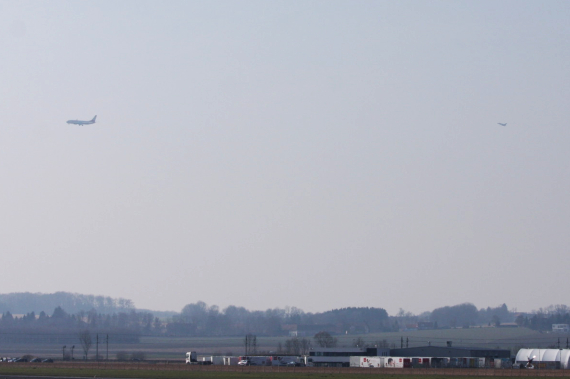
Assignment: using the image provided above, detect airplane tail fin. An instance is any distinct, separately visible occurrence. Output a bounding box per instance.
[92,115,97,122]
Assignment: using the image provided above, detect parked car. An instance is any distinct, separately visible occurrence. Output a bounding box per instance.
[42,359,54,363]
[30,358,42,362]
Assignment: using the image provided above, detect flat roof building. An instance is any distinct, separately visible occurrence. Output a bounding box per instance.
[308,347,390,367]
[390,345,510,359]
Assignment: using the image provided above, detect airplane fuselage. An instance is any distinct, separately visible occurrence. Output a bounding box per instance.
[67,115,97,125]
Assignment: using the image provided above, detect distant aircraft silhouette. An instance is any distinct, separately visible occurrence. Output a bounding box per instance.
[498,123,507,126]
[67,115,97,125]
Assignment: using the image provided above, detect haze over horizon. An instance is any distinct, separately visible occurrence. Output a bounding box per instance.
[1,1,569,317]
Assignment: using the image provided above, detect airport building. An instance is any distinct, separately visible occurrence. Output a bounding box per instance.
[390,344,510,359]
[307,347,390,367]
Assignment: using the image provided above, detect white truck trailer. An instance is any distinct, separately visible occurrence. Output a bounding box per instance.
[350,356,384,367]
[384,357,406,368]
[201,356,224,365]
[223,356,239,365]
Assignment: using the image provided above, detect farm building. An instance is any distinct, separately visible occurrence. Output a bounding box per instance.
[515,349,570,369]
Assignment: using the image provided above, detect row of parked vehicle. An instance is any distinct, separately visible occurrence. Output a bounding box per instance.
[1,357,53,363]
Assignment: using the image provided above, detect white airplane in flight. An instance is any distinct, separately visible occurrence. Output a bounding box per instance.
[67,115,97,125]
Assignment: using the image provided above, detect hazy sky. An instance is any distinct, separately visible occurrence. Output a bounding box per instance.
[0,0,569,316]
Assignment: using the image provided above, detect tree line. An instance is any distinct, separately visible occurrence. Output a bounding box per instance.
[395,303,515,329]
[0,306,155,343]
[1,292,568,339]
[166,302,390,336]
[515,305,570,331]
[0,292,134,314]
[398,303,570,331]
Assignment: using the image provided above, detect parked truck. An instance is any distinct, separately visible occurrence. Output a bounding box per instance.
[186,352,224,365]
[186,352,197,364]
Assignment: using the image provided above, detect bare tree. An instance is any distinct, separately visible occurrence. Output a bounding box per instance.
[300,338,312,355]
[284,337,312,355]
[313,331,337,347]
[78,330,92,360]
[284,338,294,354]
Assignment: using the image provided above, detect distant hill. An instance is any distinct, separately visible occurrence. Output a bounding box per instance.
[0,292,135,315]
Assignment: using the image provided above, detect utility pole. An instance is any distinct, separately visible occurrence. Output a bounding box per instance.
[400,336,403,348]
[106,334,109,361]
[96,334,99,362]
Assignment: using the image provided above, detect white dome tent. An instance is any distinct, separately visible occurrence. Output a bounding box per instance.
[515,349,570,369]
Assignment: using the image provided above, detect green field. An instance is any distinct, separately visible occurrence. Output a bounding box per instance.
[0,327,563,361]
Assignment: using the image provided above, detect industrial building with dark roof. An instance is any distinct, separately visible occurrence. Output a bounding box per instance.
[390,345,510,358]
